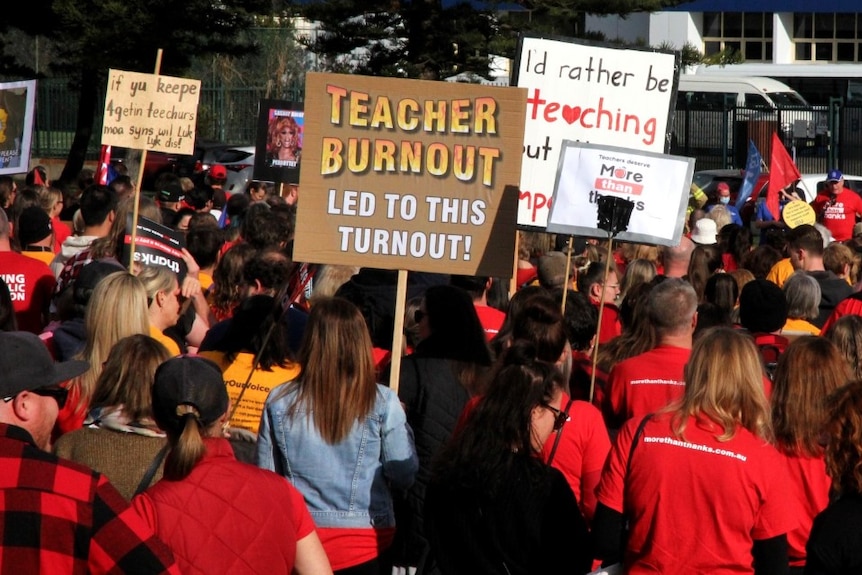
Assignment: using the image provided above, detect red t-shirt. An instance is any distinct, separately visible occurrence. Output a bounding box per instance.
[605,345,690,428]
[821,293,862,332]
[593,301,622,345]
[812,188,862,242]
[778,449,831,567]
[0,251,56,333]
[596,413,794,574]
[474,304,506,341]
[540,393,611,523]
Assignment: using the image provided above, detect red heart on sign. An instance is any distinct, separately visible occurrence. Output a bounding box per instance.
[562,105,581,124]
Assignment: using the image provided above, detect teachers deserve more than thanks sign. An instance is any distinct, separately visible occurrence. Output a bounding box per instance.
[292,72,527,278]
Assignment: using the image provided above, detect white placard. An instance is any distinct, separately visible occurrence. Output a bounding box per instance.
[515,35,678,228]
[547,141,693,247]
[0,80,36,174]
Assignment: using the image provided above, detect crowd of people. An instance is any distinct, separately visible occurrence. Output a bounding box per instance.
[3,162,862,575]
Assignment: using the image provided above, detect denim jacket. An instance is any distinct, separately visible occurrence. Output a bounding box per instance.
[256,381,418,529]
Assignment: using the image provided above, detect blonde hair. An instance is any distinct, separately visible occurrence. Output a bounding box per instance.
[287,297,377,444]
[37,186,63,214]
[673,326,772,442]
[72,272,150,412]
[136,265,177,304]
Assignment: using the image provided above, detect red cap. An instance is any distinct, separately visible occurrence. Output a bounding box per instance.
[210,165,227,180]
[716,182,730,192]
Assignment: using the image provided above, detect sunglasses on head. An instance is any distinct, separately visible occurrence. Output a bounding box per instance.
[3,386,68,409]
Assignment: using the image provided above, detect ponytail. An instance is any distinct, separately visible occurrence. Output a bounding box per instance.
[164,406,206,479]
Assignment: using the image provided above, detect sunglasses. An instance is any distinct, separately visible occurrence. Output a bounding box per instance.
[3,386,68,409]
[543,403,569,432]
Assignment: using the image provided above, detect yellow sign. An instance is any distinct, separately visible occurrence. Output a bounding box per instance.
[292,72,527,277]
[782,200,816,228]
[101,69,200,155]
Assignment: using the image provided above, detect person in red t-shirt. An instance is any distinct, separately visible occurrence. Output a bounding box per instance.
[604,278,697,430]
[812,169,862,242]
[450,274,506,342]
[594,326,793,574]
[0,209,55,334]
[771,336,850,572]
[577,261,622,344]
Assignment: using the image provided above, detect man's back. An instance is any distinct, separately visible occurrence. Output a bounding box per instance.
[0,423,178,574]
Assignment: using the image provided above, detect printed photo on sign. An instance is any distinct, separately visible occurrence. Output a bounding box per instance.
[291,72,527,278]
[513,34,678,229]
[253,100,303,185]
[546,141,693,247]
[0,80,37,174]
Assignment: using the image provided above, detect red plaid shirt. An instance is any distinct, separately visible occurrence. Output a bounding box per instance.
[0,423,179,574]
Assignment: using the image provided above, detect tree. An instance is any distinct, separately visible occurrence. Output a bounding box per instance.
[300,0,498,80]
[0,0,272,185]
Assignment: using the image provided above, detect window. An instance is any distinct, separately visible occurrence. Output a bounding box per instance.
[793,13,861,62]
[702,12,773,62]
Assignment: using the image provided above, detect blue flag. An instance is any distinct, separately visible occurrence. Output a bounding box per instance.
[735,140,763,211]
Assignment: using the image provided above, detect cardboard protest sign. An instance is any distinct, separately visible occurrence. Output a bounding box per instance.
[122,215,188,282]
[292,72,527,278]
[101,69,201,155]
[514,35,678,229]
[0,80,36,174]
[254,100,303,185]
[547,141,693,246]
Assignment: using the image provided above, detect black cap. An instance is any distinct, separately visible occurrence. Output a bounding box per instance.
[17,206,53,246]
[151,356,228,435]
[739,279,788,334]
[159,181,185,203]
[0,332,89,398]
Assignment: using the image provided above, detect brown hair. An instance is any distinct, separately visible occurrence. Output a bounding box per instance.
[824,381,862,494]
[290,297,377,444]
[90,334,171,422]
[825,315,862,381]
[771,336,850,457]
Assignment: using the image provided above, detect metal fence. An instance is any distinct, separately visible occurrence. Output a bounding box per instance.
[670,102,862,175]
[30,78,862,177]
[31,78,304,159]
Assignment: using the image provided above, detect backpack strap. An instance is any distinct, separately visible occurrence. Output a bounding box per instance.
[625,413,654,483]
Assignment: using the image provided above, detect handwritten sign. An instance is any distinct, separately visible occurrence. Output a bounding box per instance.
[547,141,693,246]
[101,69,201,155]
[0,80,36,174]
[292,72,526,277]
[514,35,678,228]
[782,200,815,228]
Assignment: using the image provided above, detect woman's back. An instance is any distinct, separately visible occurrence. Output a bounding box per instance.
[134,437,314,575]
[596,413,792,574]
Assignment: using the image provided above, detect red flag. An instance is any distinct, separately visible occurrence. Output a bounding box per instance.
[97,145,112,185]
[766,132,800,221]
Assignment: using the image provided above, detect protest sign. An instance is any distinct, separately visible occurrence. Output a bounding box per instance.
[0,80,36,174]
[101,69,201,155]
[547,141,693,246]
[122,215,188,282]
[254,100,303,185]
[514,35,678,229]
[292,72,527,278]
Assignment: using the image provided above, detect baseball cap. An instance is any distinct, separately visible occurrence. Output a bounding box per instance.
[716,182,731,193]
[72,260,125,307]
[159,181,185,203]
[151,356,228,436]
[827,169,843,182]
[17,206,53,246]
[209,165,227,180]
[0,332,89,399]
